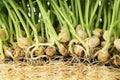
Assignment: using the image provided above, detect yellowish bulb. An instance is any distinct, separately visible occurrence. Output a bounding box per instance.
[34,46,44,56]
[0,29,6,40]
[114,39,120,52]
[13,47,24,60]
[73,45,84,57]
[76,25,87,40]
[58,27,70,42]
[18,37,31,48]
[111,55,120,67]
[76,24,83,32]
[58,44,68,56]
[85,36,100,48]
[103,31,114,41]
[97,50,110,63]
[92,28,103,38]
[45,46,56,57]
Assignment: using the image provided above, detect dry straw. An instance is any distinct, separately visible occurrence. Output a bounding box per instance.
[0,61,120,80]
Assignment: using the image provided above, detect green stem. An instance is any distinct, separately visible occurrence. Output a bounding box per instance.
[29,0,35,25]
[3,1,22,40]
[85,0,89,25]
[8,15,14,44]
[103,7,107,30]
[0,19,9,41]
[51,0,90,57]
[105,0,120,47]
[6,0,32,42]
[95,1,104,28]
[75,0,78,24]
[89,0,99,26]
[77,0,85,30]
[21,0,27,13]
[18,7,39,44]
[36,0,58,41]
[40,22,45,42]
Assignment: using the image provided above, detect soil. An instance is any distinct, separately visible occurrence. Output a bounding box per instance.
[0,60,120,80]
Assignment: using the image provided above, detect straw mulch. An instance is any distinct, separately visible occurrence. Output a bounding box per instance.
[0,61,120,80]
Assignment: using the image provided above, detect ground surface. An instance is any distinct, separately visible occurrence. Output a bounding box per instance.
[0,61,120,80]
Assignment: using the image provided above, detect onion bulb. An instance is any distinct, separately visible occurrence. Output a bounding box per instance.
[114,39,120,52]
[103,31,114,41]
[38,36,43,43]
[103,31,108,41]
[76,24,83,32]
[92,28,103,38]
[36,22,41,32]
[101,41,106,47]
[4,47,14,58]
[73,45,84,57]
[96,50,110,63]
[45,46,56,57]
[111,55,120,67]
[13,47,25,60]
[76,25,87,40]
[58,27,70,42]
[85,36,100,48]
[77,30,88,40]
[18,37,31,48]
[34,46,44,56]
[0,29,6,40]
[58,44,68,56]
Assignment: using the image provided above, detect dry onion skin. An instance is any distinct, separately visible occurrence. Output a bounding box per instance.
[45,46,56,57]
[73,45,84,57]
[0,29,6,40]
[85,36,100,48]
[18,37,31,48]
[114,39,120,52]
[97,50,110,63]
